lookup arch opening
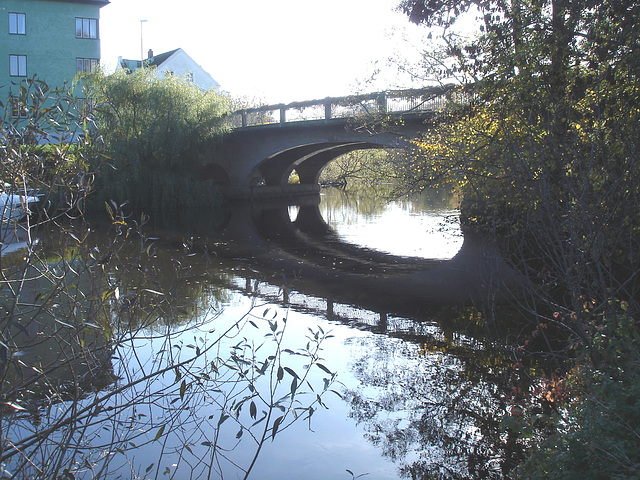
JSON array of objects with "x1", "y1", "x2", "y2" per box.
[
  {"x1": 252, "y1": 141, "x2": 402, "y2": 187},
  {"x1": 318, "y1": 148, "x2": 390, "y2": 188}
]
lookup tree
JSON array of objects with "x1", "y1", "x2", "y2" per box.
[
  {"x1": 392, "y1": 1, "x2": 640, "y2": 475},
  {"x1": 83, "y1": 68, "x2": 233, "y2": 217},
  {"x1": 395, "y1": 0, "x2": 640, "y2": 326}
]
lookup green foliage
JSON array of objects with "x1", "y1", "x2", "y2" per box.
[
  {"x1": 319, "y1": 149, "x2": 393, "y2": 187},
  {"x1": 0, "y1": 76, "x2": 95, "y2": 215},
  {"x1": 395, "y1": 0, "x2": 640, "y2": 477},
  {"x1": 518, "y1": 313, "x2": 640, "y2": 479},
  {"x1": 84, "y1": 68, "x2": 232, "y2": 215},
  {"x1": 396, "y1": 0, "x2": 640, "y2": 324}
]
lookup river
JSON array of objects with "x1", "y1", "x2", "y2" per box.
[{"x1": 1, "y1": 187, "x2": 526, "y2": 480}]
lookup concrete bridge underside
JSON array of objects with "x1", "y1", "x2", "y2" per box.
[{"x1": 208, "y1": 116, "x2": 428, "y2": 200}]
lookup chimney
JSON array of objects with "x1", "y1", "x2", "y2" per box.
[{"x1": 148, "y1": 49, "x2": 153, "y2": 59}]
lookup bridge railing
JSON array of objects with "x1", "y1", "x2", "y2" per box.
[{"x1": 227, "y1": 85, "x2": 463, "y2": 128}]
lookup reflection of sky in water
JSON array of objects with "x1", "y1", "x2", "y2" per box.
[
  {"x1": 95, "y1": 295, "x2": 406, "y2": 479},
  {"x1": 321, "y1": 196, "x2": 462, "y2": 259}
]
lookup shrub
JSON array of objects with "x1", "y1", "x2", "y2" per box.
[{"x1": 84, "y1": 69, "x2": 232, "y2": 215}]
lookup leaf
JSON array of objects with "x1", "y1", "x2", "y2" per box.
[
  {"x1": 290, "y1": 376, "x2": 298, "y2": 397},
  {"x1": 218, "y1": 413, "x2": 229, "y2": 426},
  {"x1": 250, "y1": 400, "x2": 257, "y2": 419},
  {"x1": 251, "y1": 413, "x2": 267, "y2": 427},
  {"x1": 284, "y1": 366, "x2": 299, "y2": 379},
  {"x1": 145, "y1": 463, "x2": 155, "y2": 473},
  {"x1": 236, "y1": 428, "x2": 243, "y2": 439},
  {"x1": 153, "y1": 425, "x2": 165, "y2": 442},
  {"x1": 143, "y1": 288, "x2": 164, "y2": 296},
  {"x1": 179, "y1": 379, "x2": 186, "y2": 400},
  {"x1": 277, "y1": 366, "x2": 284, "y2": 382},
  {"x1": 258, "y1": 358, "x2": 269, "y2": 375},
  {"x1": 271, "y1": 416, "x2": 284, "y2": 440},
  {"x1": 3, "y1": 402, "x2": 26, "y2": 412},
  {"x1": 316, "y1": 363, "x2": 333, "y2": 375},
  {"x1": 330, "y1": 389, "x2": 344, "y2": 399}
]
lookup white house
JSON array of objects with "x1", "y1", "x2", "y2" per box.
[{"x1": 118, "y1": 48, "x2": 220, "y2": 91}]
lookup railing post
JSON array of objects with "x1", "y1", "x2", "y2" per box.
[
  {"x1": 280, "y1": 105, "x2": 286, "y2": 124},
  {"x1": 324, "y1": 100, "x2": 332, "y2": 120},
  {"x1": 377, "y1": 92, "x2": 387, "y2": 113},
  {"x1": 241, "y1": 110, "x2": 247, "y2": 128}
]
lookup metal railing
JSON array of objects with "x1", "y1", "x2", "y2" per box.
[{"x1": 227, "y1": 85, "x2": 463, "y2": 129}]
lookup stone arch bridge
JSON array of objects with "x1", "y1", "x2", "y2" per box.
[{"x1": 205, "y1": 85, "x2": 461, "y2": 201}]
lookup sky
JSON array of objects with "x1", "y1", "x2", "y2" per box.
[{"x1": 99, "y1": 0, "x2": 432, "y2": 104}]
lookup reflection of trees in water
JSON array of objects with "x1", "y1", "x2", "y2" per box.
[
  {"x1": 1, "y1": 219, "x2": 338, "y2": 479},
  {"x1": 320, "y1": 185, "x2": 460, "y2": 234},
  {"x1": 344, "y1": 328, "x2": 527, "y2": 479}
]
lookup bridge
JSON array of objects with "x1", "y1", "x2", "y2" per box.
[{"x1": 204, "y1": 85, "x2": 462, "y2": 201}]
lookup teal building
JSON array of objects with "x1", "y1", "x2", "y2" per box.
[{"x1": 0, "y1": 0, "x2": 109, "y2": 99}]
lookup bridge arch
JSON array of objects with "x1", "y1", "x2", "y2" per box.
[
  {"x1": 255, "y1": 141, "x2": 393, "y2": 186},
  {"x1": 211, "y1": 86, "x2": 463, "y2": 200}
]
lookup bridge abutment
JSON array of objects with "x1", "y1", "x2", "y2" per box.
[{"x1": 226, "y1": 183, "x2": 321, "y2": 202}]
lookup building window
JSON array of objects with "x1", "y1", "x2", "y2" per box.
[
  {"x1": 77, "y1": 58, "x2": 98, "y2": 73},
  {"x1": 185, "y1": 72, "x2": 194, "y2": 83},
  {"x1": 75, "y1": 17, "x2": 98, "y2": 39},
  {"x1": 9, "y1": 13, "x2": 26, "y2": 35},
  {"x1": 9, "y1": 55, "x2": 27, "y2": 77}
]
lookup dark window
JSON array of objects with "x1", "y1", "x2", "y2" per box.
[
  {"x1": 9, "y1": 13, "x2": 26, "y2": 35},
  {"x1": 9, "y1": 55, "x2": 27, "y2": 77},
  {"x1": 75, "y1": 17, "x2": 98, "y2": 39},
  {"x1": 77, "y1": 58, "x2": 98, "y2": 73}
]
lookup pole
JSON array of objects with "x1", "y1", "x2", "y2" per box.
[{"x1": 140, "y1": 19, "x2": 147, "y2": 64}]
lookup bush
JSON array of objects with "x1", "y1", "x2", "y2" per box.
[
  {"x1": 84, "y1": 69, "x2": 232, "y2": 215},
  {"x1": 0, "y1": 76, "x2": 96, "y2": 217},
  {"x1": 519, "y1": 313, "x2": 640, "y2": 479}
]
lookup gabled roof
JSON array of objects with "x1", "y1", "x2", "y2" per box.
[
  {"x1": 118, "y1": 49, "x2": 180, "y2": 71},
  {"x1": 118, "y1": 48, "x2": 221, "y2": 91},
  {"x1": 146, "y1": 49, "x2": 180, "y2": 68}
]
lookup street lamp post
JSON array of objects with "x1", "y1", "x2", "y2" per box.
[{"x1": 140, "y1": 19, "x2": 148, "y2": 64}]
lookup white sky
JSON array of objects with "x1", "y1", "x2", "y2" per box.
[{"x1": 99, "y1": 0, "x2": 432, "y2": 104}]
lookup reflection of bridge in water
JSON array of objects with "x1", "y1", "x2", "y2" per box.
[
  {"x1": 206, "y1": 199, "x2": 514, "y2": 332},
  {"x1": 207, "y1": 86, "x2": 466, "y2": 201}
]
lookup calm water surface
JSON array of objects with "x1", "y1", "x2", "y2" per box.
[{"x1": 4, "y1": 188, "x2": 522, "y2": 479}]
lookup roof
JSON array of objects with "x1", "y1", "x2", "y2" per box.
[
  {"x1": 146, "y1": 49, "x2": 180, "y2": 68},
  {"x1": 118, "y1": 49, "x2": 179, "y2": 71}
]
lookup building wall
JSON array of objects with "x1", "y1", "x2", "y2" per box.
[{"x1": 0, "y1": 0, "x2": 104, "y2": 97}]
